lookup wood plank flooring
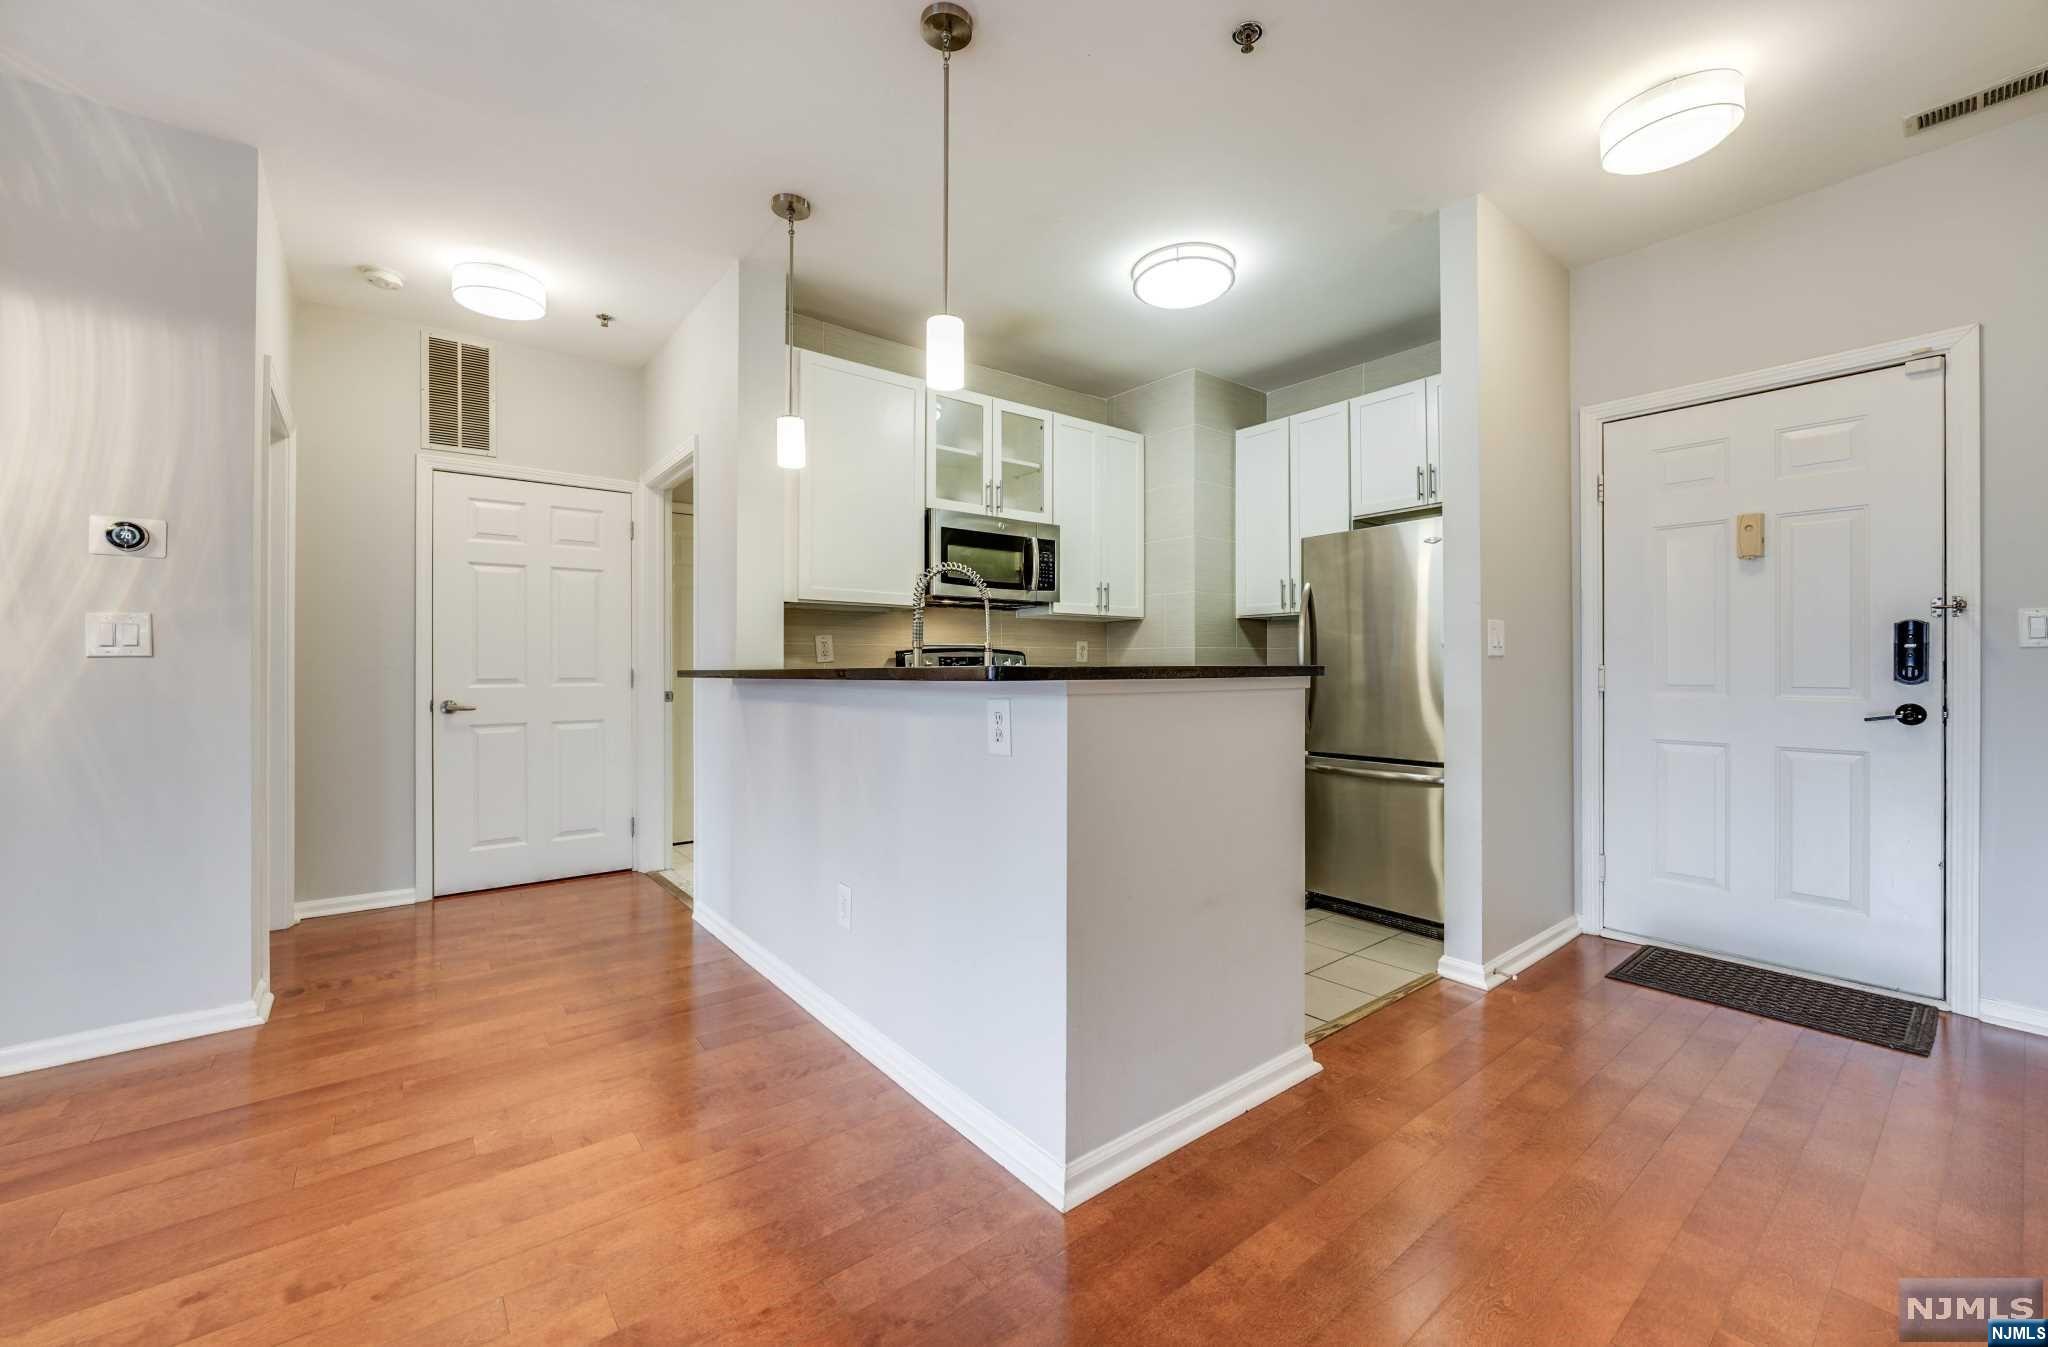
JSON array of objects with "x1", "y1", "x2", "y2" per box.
[{"x1": 0, "y1": 872, "x2": 2039, "y2": 1346}]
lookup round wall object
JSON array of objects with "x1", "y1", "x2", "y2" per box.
[{"x1": 104, "y1": 520, "x2": 152, "y2": 552}]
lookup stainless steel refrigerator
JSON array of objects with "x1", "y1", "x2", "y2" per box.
[{"x1": 1298, "y1": 513, "x2": 1445, "y2": 924}]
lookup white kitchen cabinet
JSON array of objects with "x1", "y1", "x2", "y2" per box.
[
  {"x1": 1423, "y1": 374, "x2": 1443, "y2": 504},
  {"x1": 1235, "y1": 418, "x2": 1294, "y2": 618},
  {"x1": 1290, "y1": 402, "x2": 1352, "y2": 543},
  {"x1": 927, "y1": 390, "x2": 1054, "y2": 523},
  {"x1": 1046, "y1": 415, "x2": 1143, "y2": 619},
  {"x1": 794, "y1": 350, "x2": 926, "y2": 607},
  {"x1": 1349, "y1": 378, "x2": 1431, "y2": 518}
]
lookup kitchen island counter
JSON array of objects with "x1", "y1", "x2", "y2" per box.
[
  {"x1": 683, "y1": 669, "x2": 1314, "y2": 1211},
  {"x1": 680, "y1": 664, "x2": 1319, "y2": 681}
]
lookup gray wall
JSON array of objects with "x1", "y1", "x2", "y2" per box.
[
  {"x1": 0, "y1": 74, "x2": 260, "y2": 1050},
  {"x1": 1263, "y1": 341, "x2": 1443, "y2": 421},
  {"x1": 1572, "y1": 109, "x2": 2048, "y2": 1017},
  {"x1": 292, "y1": 303, "x2": 641, "y2": 907}
]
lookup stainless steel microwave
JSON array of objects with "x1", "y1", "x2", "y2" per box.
[{"x1": 925, "y1": 509, "x2": 1059, "y2": 606}]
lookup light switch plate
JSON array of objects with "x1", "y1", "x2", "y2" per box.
[
  {"x1": 814, "y1": 634, "x2": 835, "y2": 663},
  {"x1": 2020, "y1": 607, "x2": 2048, "y2": 648},
  {"x1": 1485, "y1": 618, "x2": 1506, "y2": 658},
  {"x1": 986, "y1": 699, "x2": 1013, "y2": 756},
  {"x1": 86, "y1": 611, "x2": 152, "y2": 657},
  {"x1": 89, "y1": 516, "x2": 167, "y2": 558}
]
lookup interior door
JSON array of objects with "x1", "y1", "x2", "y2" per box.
[
  {"x1": 1290, "y1": 403, "x2": 1351, "y2": 543},
  {"x1": 1350, "y1": 380, "x2": 1429, "y2": 519},
  {"x1": 1235, "y1": 419, "x2": 1292, "y2": 617},
  {"x1": 1050, "y1": 416, "x2": 1100, "y2": 615},
  {"x1": 1097, "y1": 425, "x2": 1143, "y2": 618},
  {"x1": 432, "y1": 471, "x2": 634, "y2": 896},
  {"x1": 1602, "y1": 362, "x2": 1946, "y2": 996}
]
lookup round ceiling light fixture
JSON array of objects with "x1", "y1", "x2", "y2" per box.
[
  {"x1": 1130, "y1": 242, "x2": 1236, "y2": 309},
  {"x1": 450, "y1": 261, "x2": 547, "y2": 321},
  {"x1": 1599, "y1": 69, "x2": 1746, "y2": 175}
]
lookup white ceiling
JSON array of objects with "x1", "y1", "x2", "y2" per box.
[{"x1": 3, "y1": 0, "x2": 2042, "y2": 396}]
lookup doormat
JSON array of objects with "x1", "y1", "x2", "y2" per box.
[{"x1": 1607, "y1": 945, "x2": 1938, "y2": 1056}]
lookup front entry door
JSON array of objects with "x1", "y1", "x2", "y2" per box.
[
  {"x1": 432, "y1": 471, "x2": 633, "y2": 896},
  {"x1": 1603, "y1": 362, "x2": 1946, "y2": 997}
]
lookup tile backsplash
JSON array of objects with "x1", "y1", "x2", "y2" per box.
[{"x1": 784, "y1": 604, "x2": 1111, "y2": 669}]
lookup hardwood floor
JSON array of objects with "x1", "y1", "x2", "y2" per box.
[{"x1": 1, "y1": 872, "x2": 2039, "y2": 1346}]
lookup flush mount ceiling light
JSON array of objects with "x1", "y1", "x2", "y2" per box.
[
  {"x1": 356, "y1": 264, "x2": 405, "y2": 291},
  {"x1": 772, "y1": 192, "x2": 813, "y2": 471},
  {"x1": 450, "y1": 261, "x2": 546, "y2": 321},
  {"x1": 1600, "y1": 69, "x2": 1746, "y2": 175},
  {"x1": 921, "y1": 2, "x2": 972, "y2": 392},
  {"x1": 1130, "y1": 242, "x2": 1236, "y2": 309}
]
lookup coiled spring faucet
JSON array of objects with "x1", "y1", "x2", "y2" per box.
[{"x1": 909, "y1": 563, "x2": 992, "y2": 669}]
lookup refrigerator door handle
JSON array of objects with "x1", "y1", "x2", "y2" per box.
[
  {"x1": 1306, "y1": 759, "x2": 1444, "y2": 785},
  {"x1": 1298, "y1": 580, "x2": 1316, "y2": 729}
]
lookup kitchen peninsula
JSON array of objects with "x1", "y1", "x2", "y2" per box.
[{"x1": 679, "y1": 664, "x2": 1319, "y2": 1210}]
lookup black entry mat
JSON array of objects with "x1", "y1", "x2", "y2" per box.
[{"x1": 1606, "y1": 945, "x2": 1938, "y2": 1056}]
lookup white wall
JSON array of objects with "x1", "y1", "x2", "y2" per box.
[
  {"x1": 1572, "y1": 110, "x2": 2048, "y2": 1016},
  {"x1": 0, "y1": 73, "x2": 262, "y2": 1055},
  {"x1": 1439, "y1": 196, "x2": 1576, "y2": 973},
  {"x1": 292, "y1": 303, "x2": 641, "y2": 907}
]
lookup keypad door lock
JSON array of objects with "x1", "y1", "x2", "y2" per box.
[{"x1": 1864, "y1": 703, "x2": 1928, "y2": 726}]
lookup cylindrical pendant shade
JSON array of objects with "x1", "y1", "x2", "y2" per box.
[
  {"x1": 776, "y1": 415, "x2": 807, "y2": 471},
  {"x1": 925, "y1": 314, "x2": 965, "y2": 392}
]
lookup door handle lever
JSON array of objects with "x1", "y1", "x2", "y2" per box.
[
  {"x1": 1864, "y1": 703, "x2": 1927, "y2": 725},
  {"x1": 439, "y1": 699, "x2": 477, "y2": 714}
]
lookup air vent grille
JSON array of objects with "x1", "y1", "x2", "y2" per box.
[
  {"x1": 422, "y1": 333, "x2": 493, "y2": 453},
  {"x1": 1906, "y1": 61, "x2": 2048, "y2": 134}
]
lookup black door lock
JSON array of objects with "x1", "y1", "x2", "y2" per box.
[
  {"x1": 1893, "y1": 619, "x2": 1929, "y2": 685},
  {"x1": 1864, "y1": 703, "x2": 1928, "y2": 725}
]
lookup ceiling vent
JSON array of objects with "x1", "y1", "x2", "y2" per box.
[
  {"x1": 421, "y1": 332, "x2": 493, "y2": 454},
  {"x1": 1904, "y1": 61, "x2": 2048, "y2": 135}
]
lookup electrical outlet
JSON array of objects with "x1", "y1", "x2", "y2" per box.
[
  {"x1": 1486, "y1": 618, "x2": 1507, "y2": 658},
  {"x1": 835, "y1": 883, "x2": 852, "y2": 930},
  {"x1": 986, "y1": 699, "x2": 1012, "y2": 756},
  {"x1": 814, "y1": 634, "x2": 835, "y2": 663},
  {"x1": 1075, "y1": 639, "x2": 1089, "y2": 663}
]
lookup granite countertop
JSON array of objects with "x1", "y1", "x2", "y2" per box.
[{"x1": 677, "y1": 665, "x2": 1321, "y2": 682}]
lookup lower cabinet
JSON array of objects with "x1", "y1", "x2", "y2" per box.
[
  {"x1": 1047, "y1": 415, "x2": 1144, "y2": 619},
  {"x1": 792, "y1": 350, "x2": 926, "y2": 607}
]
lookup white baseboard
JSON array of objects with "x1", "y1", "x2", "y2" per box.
[
  {"x1": 294, "y1": 887, "x2": 417, "y2": 922},
  {"x1": 1978, "y1": 998, "x2": 2048, "y2": 1038},
  {"x1": 1437, "y1": 914, "x2": 1582, "y2": 994},
  {"x1": 690, "y1": 904, "x2": 1068, "y2": 1208},
  {"x1": 1063, "y1": 1044, "x2": 1321, "y2": 1211},
  {"x1": 0, "y1": 986, "x2": 274, "y2": 1079}
]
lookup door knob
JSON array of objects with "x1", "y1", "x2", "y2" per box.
[
  {"x1": 439, "y1": 699, "x2": 477, "y2": 714},
  {"x1": 1864, "y1": 703, "x2": 1927, "y2": 725}
]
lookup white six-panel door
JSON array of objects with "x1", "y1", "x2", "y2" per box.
[
  {"x1": 1603, "y1": 362, "x2": 1946, "y2": 996},
  {"x1": 432, "y1": 472, "x2": 634, "y2": 896}
]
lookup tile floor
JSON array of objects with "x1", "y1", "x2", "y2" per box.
[
  {"x1": 662, "y1": 841, "x2": 694, "y2": 896},
  {"x1": 1304, "y1": 907, "x2": 1443, "y2": 1039}
]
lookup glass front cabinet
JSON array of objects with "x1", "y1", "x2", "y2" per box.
[{"x1": 925, "y1": 389, "x2": 1053, "y2": 523}]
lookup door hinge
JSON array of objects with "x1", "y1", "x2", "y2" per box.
[
  {"x1": 1596, "y1": 475, "x2": 1605, "y2": 505},
  {"x1": 630, "y1": 816, "x2": 637, "y2": 837},
  {"x1": 665, "y1": 689, "x2": 675, "y2": 703},
  {"x1": 629, "y1": 519, "x2": 637, "y2": 540},
  {"x1": 629, "y1": 668, "x2": 636, "y2": 688},
  {"x1": 1597, "y1": 665, "x2": 1606, "y2": 692},
  {"x1": 1598, "y1": 853, "x2": 1607, "y2": 882}
]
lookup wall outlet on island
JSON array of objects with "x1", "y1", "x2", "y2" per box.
[
  {"x1": 814, "y1": 634, "x2": 835, "y2": 663},
  {"x1": 835, "y1": 883, "x2": 852, "y2": 931},
  {"x1": 986, "y1": 699, "x2": 1012, "y2": 756},
  {"x1": 1075, "y1": 639, "x2": 1088, "y2": 663}
]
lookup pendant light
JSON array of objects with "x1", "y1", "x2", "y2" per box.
[
  {"x1": 921, "y1": 3, "x2": 972, "y2": 392},
  {"x1": 771, "y1": 192, "x2": 812, "y2": 470}
]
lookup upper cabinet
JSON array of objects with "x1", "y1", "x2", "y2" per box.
[
  {"x1": 1048, "y1": 416, "x2": 1144, "y2": 620},
  {"x1": 793, "y1": 350, "x2": 926, "y2": 607},
  {"x1": 1235, "y1": 419, "x2": 1295, "y2": 618},
  {"x1": 1349, "y1": 375, "x2": 1443, "y2": 518},
  {"x1": 926, "y1": 389, "x2": 1053, "y2": 523},
  {"x1": 1290, "y1": 402, "x2": 1352, "y2": 543}
]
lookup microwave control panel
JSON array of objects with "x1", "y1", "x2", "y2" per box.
[{"x1": 1034, "y1": 539, "x2": 1057, "y2": 590}]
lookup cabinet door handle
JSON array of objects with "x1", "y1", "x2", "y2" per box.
[
  {"x1": 1416, "y1": 465, "x2": 1425, "y2": 500},
  {"x1": 1279, "y1": 578, "x2": 1286, "y2": 609},
  {"x1": 1106, "y1": 581, "x2": 1112, "y2": 611},
  {"x1": 995, "y1": 478, "x2": 1003, "y2": 513},
  {"x1": 984, "y1": 480, "x2": 991, "y2": 510},
  {"x1": 1428, "y1": 462, "x2": 1438, "y2": 498}
]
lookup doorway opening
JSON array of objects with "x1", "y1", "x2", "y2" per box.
[{"x1": 665, "y1": 479, "x2": 695, "y2": 898}]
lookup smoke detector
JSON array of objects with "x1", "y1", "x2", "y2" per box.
[{"x1": 357, "y1": 265, "x2": 406, "y2": 291}]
